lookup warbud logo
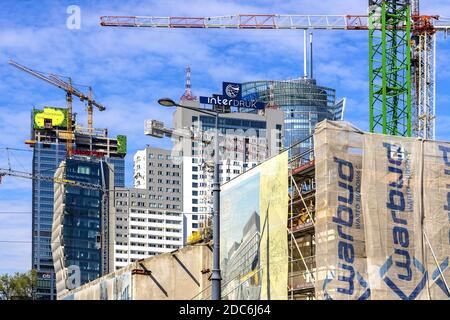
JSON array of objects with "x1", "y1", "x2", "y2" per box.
[
  {"x1": 435, "y1": 145, "x2": 450, "y2": 297},
  {"x1": 322, "y1": 157, "x2": 370, "y2": 300},
  {"x1": 431, "y1": 257, "x2": 450, "y2": 297},
  {"x1": 323, "y1": 270, "x2": 371, "y2": 300},
  {"x1": 380, "y1": 142, "x2": 427, "y2": 300},
  {"x1": 380, "y1": 256, "x2": 427, "y2": 300},
  {"x1": 66, "y1": 5, "x2": 81, "y2": 30}
]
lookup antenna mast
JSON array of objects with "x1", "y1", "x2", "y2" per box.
[{"x1": 180, "y1": 65, "x2": 197, "y2": 101}]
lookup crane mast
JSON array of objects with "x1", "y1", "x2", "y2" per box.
[
  {"x1": 0, "y1": 168, "x2": 103, "y2": 191},
  {"x1": 369, "y1": 0, "x2": 412, "y2": 136},
  {"x1": 100, "y1": 4, "x2": 450, "y2": 139}
]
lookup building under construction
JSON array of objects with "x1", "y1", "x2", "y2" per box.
[
  {"x1": 287, "y1": 139, "x2": 316, "y2": 299},
  {"x1": 28, "y1": 106, "x2": 126, "y2": 300}
]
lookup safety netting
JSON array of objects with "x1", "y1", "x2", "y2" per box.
[{"x1": 314, "y1": 120, "x2": 450, "y2": 300}]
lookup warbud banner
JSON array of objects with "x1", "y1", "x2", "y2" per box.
[
  {"x1": 315, "y1": 120, "x2": 450, "y2": 300},
  {"x1": 314, "y1": 121, "x2": 370, "y2": 300},
  {"x1": 362, "y1": 135, "x2": 426, "y2": 300},
  {"x1": 423, "y1": 141, "x2": 450, "y2": 299}
]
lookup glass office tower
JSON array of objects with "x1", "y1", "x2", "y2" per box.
[
  {"x1": 33, "y1": 145, "x2": 124, "y2": 299},
  {"x1": 52, "y1": 157, "x2": 115, "y2": 298},
  {"x1": 242, "y1": 79, "x2": 344, "y2": 151},
  {"x1": 57, "y1": 159, "x2": 103, "y2": 285},
  {"x1": 32, "y1": 143, "x2": 67, "y2": 299}
]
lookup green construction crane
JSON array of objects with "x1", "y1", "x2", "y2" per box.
[{"x1": 369, "y1": 0, "x2": 412, "y2": 136}]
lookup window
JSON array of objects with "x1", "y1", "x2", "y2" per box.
[
  {"x1": 192, "y1": 190, "x2": 198, "y2": 196},
  {"x1": 192, "y1": 215, "x2": 198, "y2": 220},
  {"x1": 192, "y1": 174, "x2": 198, "y2": 180},
  {"x1": 77, "y1": 166, "x2": 91, "y2": 175},
  {"x1": 192, "y1": 207, "x2": 198, "y2": 212},
  {"x1": 158, "y1": 154, "x2": 163, "y2": 160},
  {"x1": 192, "y1": 182, "x2": 198, "y2": 188}
]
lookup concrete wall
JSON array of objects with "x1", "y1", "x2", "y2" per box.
[{"x1": 60, "y1": 243, "x2": 213, "y2": 300}]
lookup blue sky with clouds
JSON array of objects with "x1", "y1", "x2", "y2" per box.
[{"x1": 0, "y1": 0, "x2": 449, "y2": 275}]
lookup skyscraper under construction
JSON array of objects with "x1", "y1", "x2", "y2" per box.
[{"x1": 28, "y1": 106, "x2": 126, "y2": 300}]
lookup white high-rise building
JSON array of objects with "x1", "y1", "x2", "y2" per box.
[
  {"x1": 114, "y1": 147, "x2": 183, "y2": 270},
  {"x1": 172, "y1": 100, "x2": 284, "y2": 242}
]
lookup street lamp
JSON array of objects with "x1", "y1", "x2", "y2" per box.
[{"x1": 157, "y1": 98, "x2": 222, "y2": 300}]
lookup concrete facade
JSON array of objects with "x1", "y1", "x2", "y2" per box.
[
  {"x1": 59, "y1": 243, "x2": 213, "y2": 300},
  {"x1": 133, "y1": 146, "x2": 182, "y2": 194}
]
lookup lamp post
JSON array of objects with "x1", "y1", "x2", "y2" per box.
[{"x1": 158, "y1": 98, "x2": 222, "y2": 300}]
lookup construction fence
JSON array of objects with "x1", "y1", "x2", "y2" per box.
[{"x1": 314, "y1": 120, "x2": 450, "y2": 300}]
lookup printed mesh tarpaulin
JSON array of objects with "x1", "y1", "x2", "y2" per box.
[
  {"x1": 315, "y1": 120, "x2": 450, "y2": 300},
  {"x1": 220, "y1": 151, "x2": 288, "y2": 300},
  {"x1": 422, "y1": 141, "x2": 450, "y2": 299},
  {"x1": 314, "y1": 121, "x2": 370, "y2": 300},
  {"x1": 362, "y1": 134, "x2": 425, "y2": 300}
]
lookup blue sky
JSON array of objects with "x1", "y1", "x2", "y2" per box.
[{"x1": 0, "y1": 0, "x2": 449, "y2": 275}]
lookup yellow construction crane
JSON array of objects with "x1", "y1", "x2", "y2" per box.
[
  {"x1": 0, "y1": 167, "x2": 103, "y2": 191},
  {"x1": 9, "y1": 60, "x2": 106, "y2": 155}
]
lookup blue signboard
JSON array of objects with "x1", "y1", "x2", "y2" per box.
[{"x1": 199, "y1": 82, "x2": 265, "y2": 110}]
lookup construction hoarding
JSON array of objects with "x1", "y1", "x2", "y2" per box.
[
  {"x1": 63, "y1": 271, "x2": 131, "y2": 300},
  {"x1": 33, "y1": 107, "x2": 68, "y2": 129},
  {"x1": 315, "y1": 120, "x2": 450, "y2": 300},
  {"x1": 314, "y1": 121, "x2": 370, "y2": 300},
  {"x1": 362, "y1": 134, "x2": 425, "y2": 299},
  {"x1": 423, "y1": 142, "x2": 450, "y2": 299},
  {"x1": 60, "y1": 244, "x2": 213, "y2": 300},
  {"x1": 220, "y1": 151, "x2": 288, "y2": 300}
]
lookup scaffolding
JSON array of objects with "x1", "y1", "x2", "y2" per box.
[{"x1": 287, "y1": 134, "x2": 316, "y2": 300}]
